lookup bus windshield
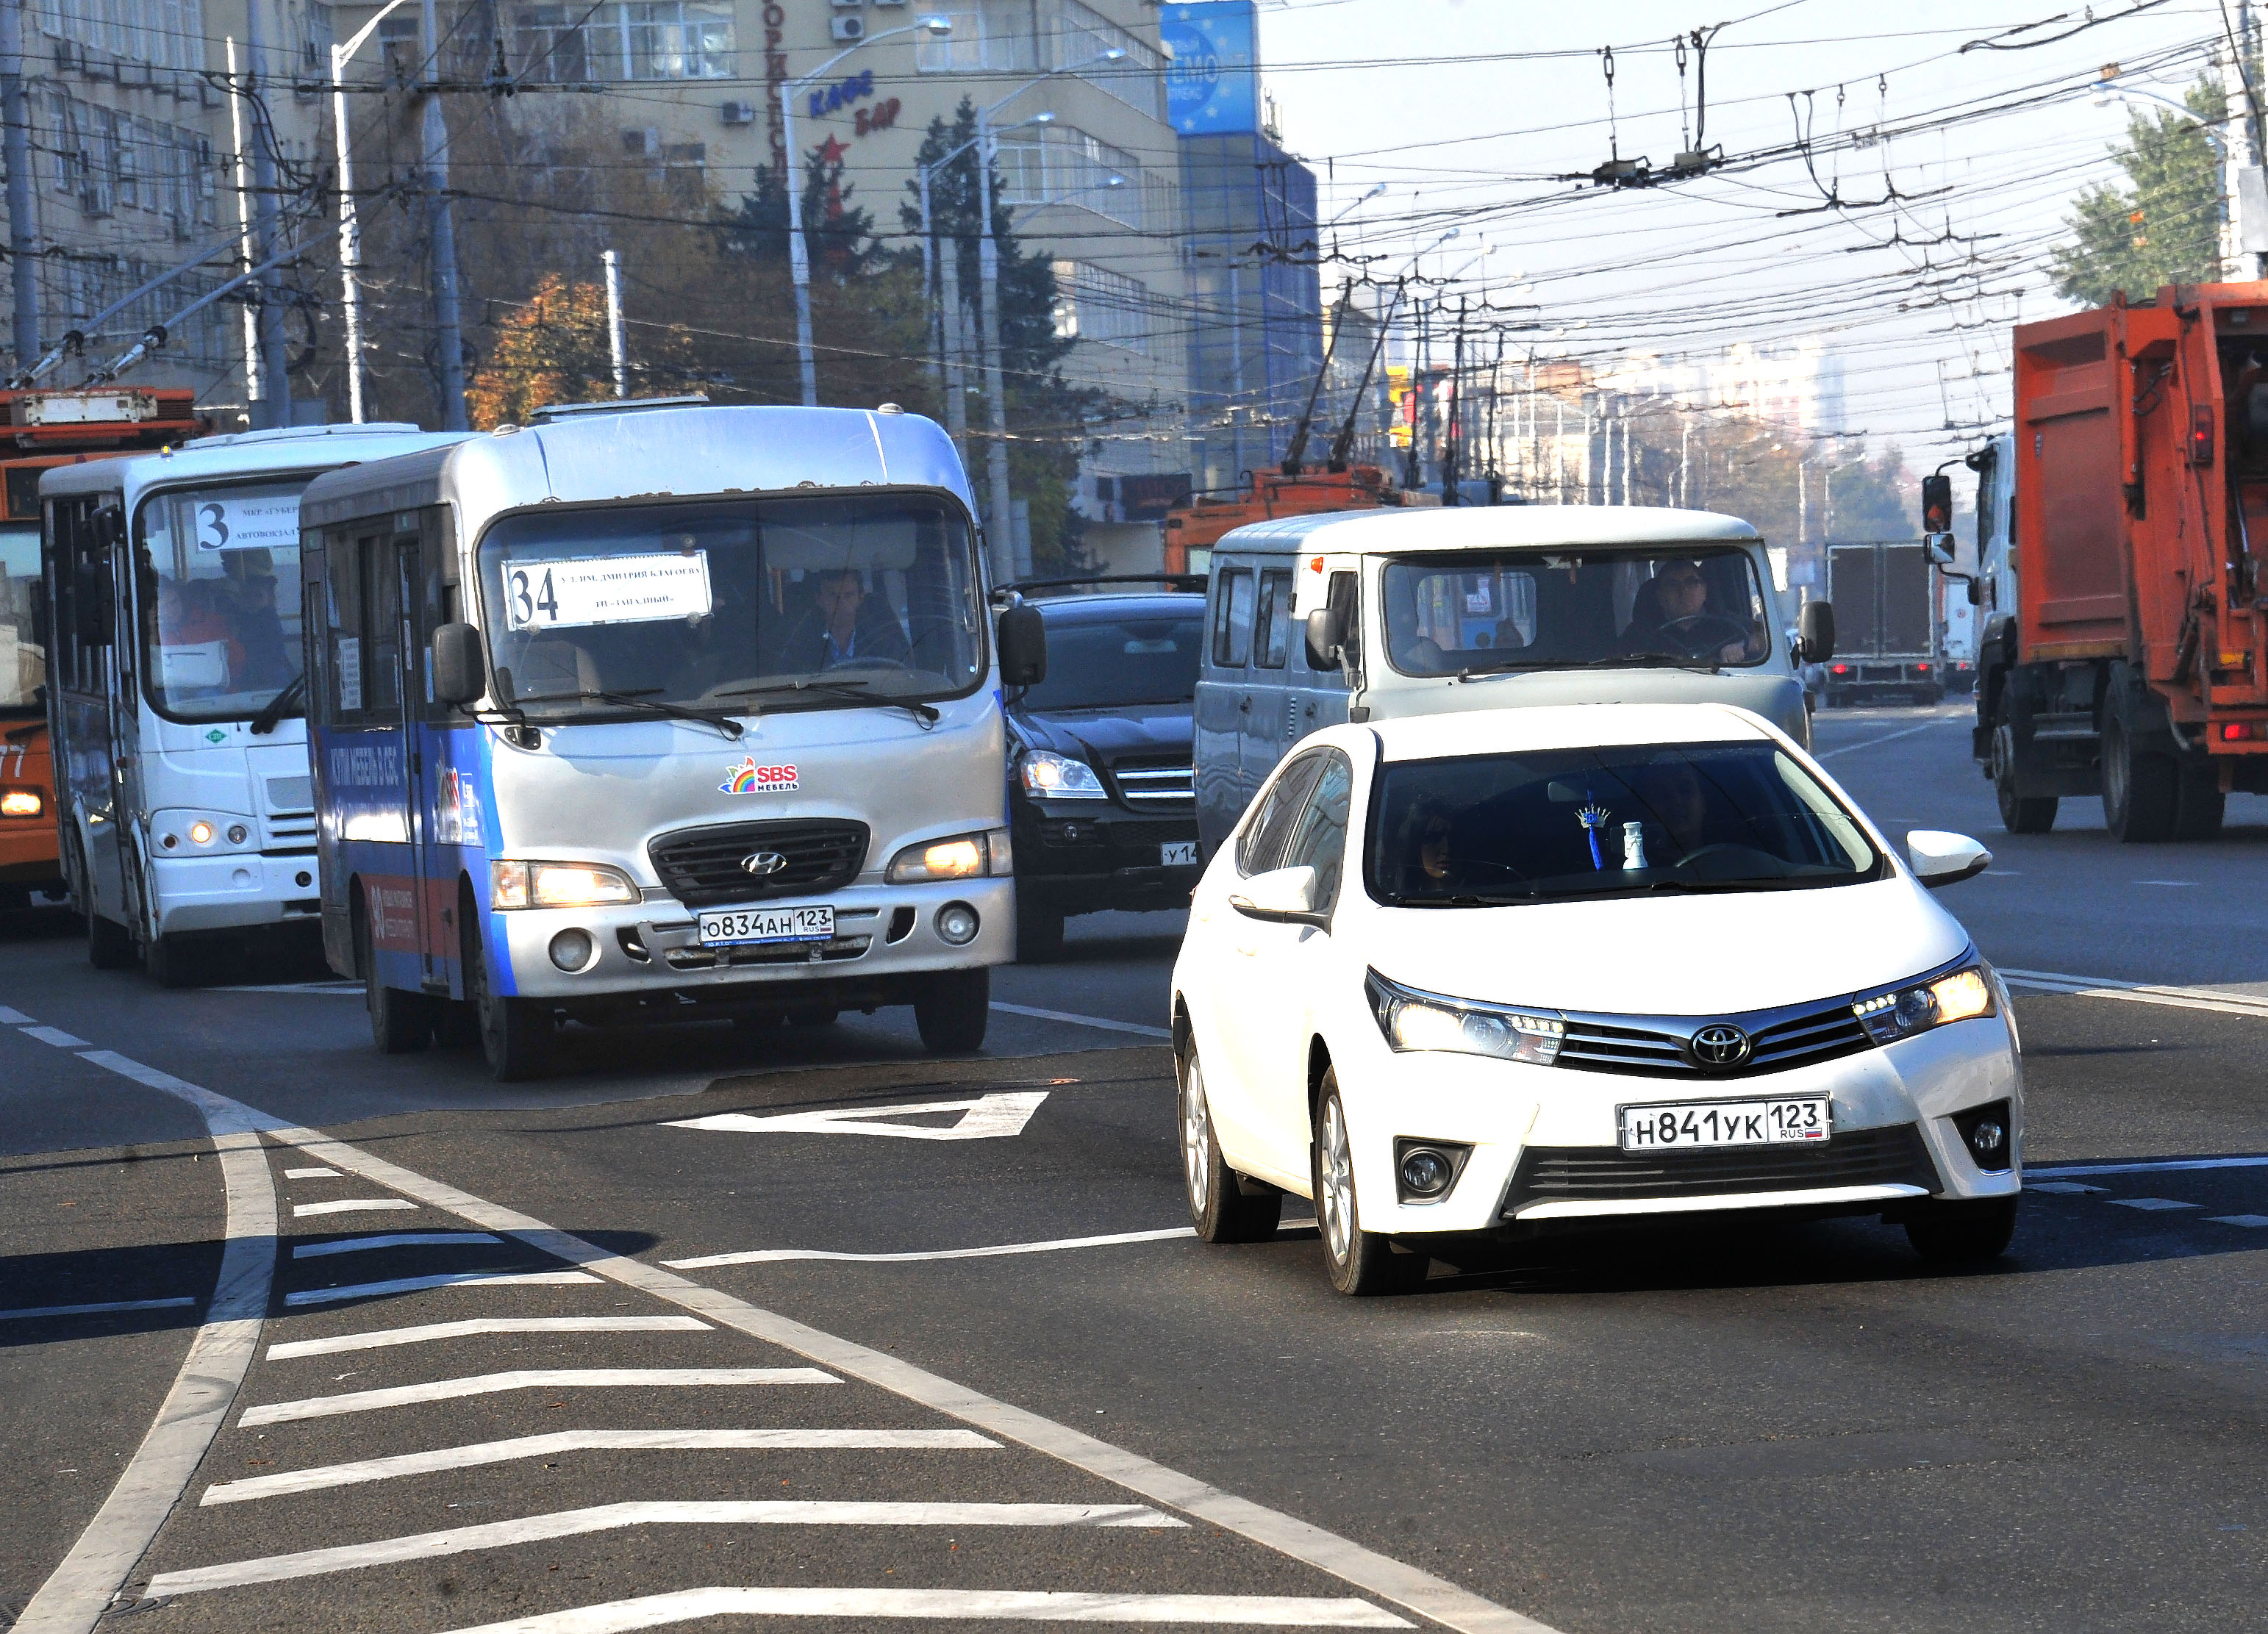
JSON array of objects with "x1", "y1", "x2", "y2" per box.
[
  {"x1": 0, "y1": 523, "x2": 40, "y2": 713},
  {"x1": 137, "y1": 479, "x2": 312, "y2": 721},
  {"x1": 475, "y1": 492, "x2": 984, "y2": 717}
]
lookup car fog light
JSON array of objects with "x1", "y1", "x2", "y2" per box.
[
  {"x1": 189, "y1": 820, "x2": 214, "y2": 845},
  {"x1": 296, "y1": 871, "x2": 312, "y2": 888},
  {"x1": 548, "y1": 928, "x2": 595, "y2": 972},
  {"x1": 1400, "y1": 1148, "x2": 1454, "y2": 1196},
  {"x1": 160, "y1": 831, "x2": 178, "y2": 849},
  {"x1": 226, "y1": 823, "x2": 248, "y2": 845},
  {"x1": 1972, "y1": 1119, "x2": 2006, "y2": 1157},
  {"x1": 936, "y1": 902, "x2": 980, "y2": 945},
  {"x1": 1951, "y1": 1099, "x2": 2014, "y2": 1172}
]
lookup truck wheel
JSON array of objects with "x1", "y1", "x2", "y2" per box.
[
  {"x1": 1990, "y1": 725, "x2": 2056, "y2": 834},
  {"x1": 2103, "y1": 714, "x2": 2178, "y2": 843},
  {"x1": 463, "y1": 909, "x2": 551, "y2": 1081},
  {"x1": 2174, "y1": 764, "x2": 2226, "y2": 841},
  {"x1": 913, "y1": 966, "x2": 990, "y2": 1054},
  {"x1": 1015, "y1": 894, "x2": 1063, "y2": 963},
  {"x1": 357, "y1": 900, "x2": 430, "y2": 1055}
]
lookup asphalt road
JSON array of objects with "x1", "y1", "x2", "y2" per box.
[{"x1": 5, "y1": 700, "x2": 2268, "y2": 1633}]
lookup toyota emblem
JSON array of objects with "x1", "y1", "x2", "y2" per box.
[
  {"x1": 740, "y1": 852, "x2": 788, "y2": 876},
  {"x1": 1689, "y1": 1024, "x2": 1752, "y2": 1069}
]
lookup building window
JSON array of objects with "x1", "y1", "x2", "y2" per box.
[
  {"x1": 996, "y1": 125, "x2": 1144, "y2": 228},
  {"x1": 916, "y1": 0, "x2": 1042, "y2": 74},
  {"x1": 1048, "y1": 0, "x2": 1163, "y2": 121},
  {"x1": 512, "y1": 0, "x2": 734, "y2": 83},
  {"x1": 41, "y1": 0, "x2": 207, "y2": 73},
  {"x1": 1052, "y1": 259, "x2": 1149, "y2": 354}
]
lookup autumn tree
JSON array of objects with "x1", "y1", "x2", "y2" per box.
[
  {"x1": 465, "y1": 273, "x2": 698, "y2": 428},
  {"x1": 2051, "y1": 76, "x2": 2227, "y2": 307}
]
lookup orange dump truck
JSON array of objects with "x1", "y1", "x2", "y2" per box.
[
  {"x1": 0, "y1": 386, "x2": 202, "y2": 909},
  {"x1": 1162, "y1": 465, "x2": 1427, "y2": 576}
]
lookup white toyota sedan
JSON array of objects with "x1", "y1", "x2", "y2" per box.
[{"x1": 1170, "y1": 703, "x2": 2022, "y2": 1295}]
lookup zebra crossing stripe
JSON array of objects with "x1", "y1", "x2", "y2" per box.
[
  {"x1": 432, "y1": 1587, "x2": 1414, "y2": 1630},
  {"x1": 267, "y1": 1316, "x2": 710, "y2": 1359},
  {"x1": 240, "y1": 1367, "x2": 838, "y2": 1425}
]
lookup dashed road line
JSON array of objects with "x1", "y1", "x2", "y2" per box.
[
  {"x1": 2030, "y1": 1155, "x2": 2268, "y2": 1178},
  {"x1": 283, "y1": 1167, "x2": 342, "y2": 1179},
  {"x1": 267, "y1": 1315, "x2": 712, "y2": 1360},
  {"x1": 1999, "y1": 969, "x2": 2268, "y2": 1020},
  {"x1": 19, "y1": 1025, "x2": 91, "y2": 1047},
  {"x1": 0, "y1": 1297, "x2": 198, "y2": 1322},
  {"x1": 2025, "y1": 1181, "x2": 2108, "y2": 1194},
  {"x1": 667, "y1": 1225, "x2": 1198, "y2": 1270},
  {"x1": 293, "y1": 1231, "x2": 504, "y2": 1260},
  {"x1": 240, "y1": 1367, "x2": 840, "y2": 1425},
  {"x1": 1815, "y1": 720, "x2": 1958, "y2": 759},
  {"x1": 285, "y1": 1269, "x2": 599, "y2": 1306},
  {"x1": 990, "y1": 1001, "x2": 1172, "y2": 1039},
  {"x1": 293, "y1": 1197, "x2": 418, "y2": 1217},
  {"x1": 201, "y1": 1428, "x2": 1001, "y2": 1504},
  {"x1": 146, "y1": 1504, "x2": 1187, "y2": 1597},
  {"x1": 0, "y1": 1004, "x2": 37, "y2": 1023},
  {"x1": 2207, "y1": 1215, "x2": 2268, "y2": 1228},
  {"x1": 2108, "y1": 1197, "x2": 2200, "y2": 1211},
  {"x1": 431, "y1": 1588, "x2": 1414, "y2": 1631}
]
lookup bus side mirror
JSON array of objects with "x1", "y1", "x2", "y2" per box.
[
  {"x1": 1797, "y1": 599, "x2": 1835, "y2": 664},
  {"x1": 432, "y1": 623, "x2": 486, "y2": 705},
  {"x1": 75, "y1": 562, "x2": 113, "y2": 645},
  {"x1": 997, "y1": 604, "x2": 1046, "y2": 687}
]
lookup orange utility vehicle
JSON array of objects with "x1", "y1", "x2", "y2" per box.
[
  {"x1": 1162, "y1": 463, "x2": 1418, "y2": 575},
  {"x1": 0, "y1": 386, "x2": 203, "y2": 909}
]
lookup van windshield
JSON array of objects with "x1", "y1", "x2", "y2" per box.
[
  {"x1": 1381, "y1": 548, "x2": 1770, "y2": 676},
  {"x1": 137, "y1": 479, "x2": 311, "y2": 721},
  {"x1": 476, "y1": 493, "x2": 983, "y2": 716},
  {"x1": 1368, "y1": 740, "x2": 1881, "y2": 906}
]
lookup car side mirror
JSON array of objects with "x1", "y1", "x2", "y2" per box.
[
  {"x1": 998, "y1": 603, "x2": 1046, "y2": 687},
  {"x1": 431, "y1": 622, "x2": 486, "y2": 706},
  {"x1": 1303, "y1": 606, "x2": 1343, "y2": 669},
  {"x1": 1907, "y1": 828, "x2": 1992, "y2": 889},
  {"x1": 1228, "y1": 864, "x2": 1328, "y2": 928},
  {"x1": 1797, "y1": 599, "x2": 1835, "y2": 664}
]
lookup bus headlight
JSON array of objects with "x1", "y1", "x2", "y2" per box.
[
  {"x1": 490, "y1": 859, "x2": 641, "y2": 910},
  {"x1": 0, "y1": 788, "x2": 40, "y2": 818},
  {"x1": 886, "y1": 829, "x2": 1013, "y2": 883}
]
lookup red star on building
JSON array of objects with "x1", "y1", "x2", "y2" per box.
[{"x1": 815, "y1": 135, "x2": 848, "y2": 166}]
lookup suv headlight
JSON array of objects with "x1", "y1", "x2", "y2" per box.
[
  {"x1": 1852, "y1": 958, "x2": 1996, "y2": 1044},
  {"x1": 1366, "y1": 969, "x2": 1565, "y2": 1066},
  {"x1": 491, "y1": 859, "x2": 640, "y2": 910},
  {"x1": 1018, "y1": 748, "x2": 1106, "y2": 800},
  {"x1": 887, "y1": 828, "x2": 1014, "y2": 883}
]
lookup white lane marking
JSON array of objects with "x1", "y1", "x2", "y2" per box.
[
  {"x1": 201, "y1": 1427, "x2": 1001, "y2": 1504},
  {"x1": 1814, "y1": 720, "x2": 1953, "y2": 759},
  {"x1": 146, "y1": 1504, "x2": 1187, "y2": 1596},
  {"x1": 2208, "y1": 1214, "x2": 2268, "y2": 1228},
  {"x1": 2025, "y1": 1182, "x2": 2108, "y2": 1195},
  {"x1": 990, "y1": 1000, "x2": 1172, "y2": 1039},
  {"x1": 2030, "y1": 1156, "x2": 2268, "y2": 1178},
  {"x1": 12, "y1": 1051, "x2": 276, "y2": 1634},
  {"x1": 292, "y1": 1232, "x2": 504, "y2": 1260},
  {"x1": 667, "y1": 1225, "x2": 1195, "y2": 1270},
  {"x1": 284, "y1": 1269, "x2": 598, "y2": 1306},
  {"x1": 668, "y1": 1091, "x2": 1048, "y2": 1143},
  {"x1": 2133, "y1": 879, "x2": 2197, "y2": 887},
  {"x1": 0, "y1": 1005, "x2": 37, "y2": 1023},
  {"x1": 2109, "y1": 1197, "x2": 2200, "y2": 1211},
  {"x1": 293, "y1": 1197, "x2": 418, "y2": 1216},
  {"x1": 268, "y1": 1315, "x2": 711, "y2": 1360},
  {"x1": 212, "y1": 981, "x2": 362, "y2": 995},
  {"x1": 240, "y1": 1367, "x2": 838, "y2": 1425},
  {"x1": 1998, "y1": 968, "x2": 2268, "y2": 1020},
  {"x1": 429, "y1": 1588, "x2": 1413, "y2": 1631},
  {"x1": 0, "y1": 1297, "x2": 197, "y2": 1322},
  {"x1": 20, "y1": 1025, "x2": 91, "y2": 1047},
  {"x1": 283, "y1": 1167, "x2": 341, "y2": 1179}
]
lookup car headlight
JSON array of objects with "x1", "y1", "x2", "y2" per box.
[
  {"x1": 1018, "y1": 749, "x2": 1107, "y2": 800},
  {"x1": 1852, "y1": 959, "x2": 1996, "y2": 1044},
  {"x1": 886, "y1": 829, "x2": 1014, "y2": 883},
  {"x1": 1365, "y1": 969, "x2": 1565, "y2": 1066},
  {"x1": 1, "y1": 787, "x2": 42, "y2": 818},
  {"x1": 490, "y1": 859, "x2": 640, "y2": 910}
]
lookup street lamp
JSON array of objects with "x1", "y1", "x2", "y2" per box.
[
  {"x1": 332, "y1": 0, "x2": 415, "y2": 423},
  {"x1": 783, "y1": 15, "x2": 954, "y2": 407}
]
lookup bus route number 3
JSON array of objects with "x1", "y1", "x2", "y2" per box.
[{"x1": 510, "y1": 567, "x2": 560, "y2": 626}]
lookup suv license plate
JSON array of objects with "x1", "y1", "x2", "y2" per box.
[
  {"x1": 1159, "y1": 841, "x2": 1199, "y2": 867},
  {"x1": 1618, "y1": 1097, "x2": 1829, "y2": 1152},
  {"x1": 698, "y1": 904, "x2": 834, "y2": 947}
]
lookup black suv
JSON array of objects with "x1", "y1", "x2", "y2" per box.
[{"x1": 1005, "y1": 586, "x2": 1203, "y2": 960}]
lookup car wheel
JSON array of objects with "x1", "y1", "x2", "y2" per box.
[
  {"x1": 1904, "y1": 1195, "x2": 2018, "y2": 1264},
  {"x1": 914, "y1": 966, "x2": 990, "y2": 1054},
  {"x1": 358, "y1": 894, "x2": 429, "y2": 1054},
  {"x1": 1015, "y1": 893, "x2": 1064, "y2": 963},
  {"x1": 463, "y1": 907, "x2": 550, "y2": 1081},
  {"x1": 1312, "y1": 1072, "x2": 1426, "y2": 1296},
  {"x1": 1178, "y1": 1045, "x2": 1281, "y2": 1244}
]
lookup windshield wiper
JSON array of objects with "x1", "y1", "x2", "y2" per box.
[
  {"x1": 718, "y1": 677, "x2": 940, "y2": 727},
  {"x1": 515, "y1": 687, "x2": 744, "y2": 740},
  {"x1": 1397, "y1": 892, "x2": 1535, "y2": 907},
  {"x1": 248, "y1": 673, "x2": 306, "y2": 736},
  {"x1": 1579, "y1": 652, "x2": 1718, "y2": 674},
  {"x1": 1454, "y1": 659, "x2": 1550, "y2": 682}
]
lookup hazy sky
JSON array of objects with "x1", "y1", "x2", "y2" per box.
[{"x1": 1246, "y1": 0, "x2": 2239, "y2": 467}]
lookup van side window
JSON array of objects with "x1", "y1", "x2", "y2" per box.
[
  {"x1": 1212, "y1": 567, "x2": 1254, "y2": 667},
  {"x1": 1253, "y1": 567, "x2": 1292, "y2": 669},
  {"x1": 1305, "y1": 570, "x2": 1359, "y2": 684},
  {"x1": 1237, "y1": 750, "x2": 1326, "y2": 877}
]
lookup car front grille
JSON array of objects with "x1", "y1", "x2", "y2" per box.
[
  {"x1": 1556, "y1": 997, "x2": 1872, "y2": 1081},
  {"x1": 1112, "y1": 762, "x2": 1194, "y2": 806},
  {"x1": 647, "y1": 819, "x2": 870, "y2": 908},
  {"x1": 1503, "y1": 1122, "x2": 1938, "y2": 1211}
]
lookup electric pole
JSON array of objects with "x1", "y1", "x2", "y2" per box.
[
  {"x1": 422, "y1": 0, "x2": 467, "y2": 429},
  {"x1": 243, "y1": 0, "x2": 291, "y2": 426},
  {"x1": 0, "y1": 0, "x2": 39, "y2": 367}
]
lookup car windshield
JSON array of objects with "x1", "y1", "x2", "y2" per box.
[
  {"x1": 0, "y1": 523, "x2": 40, "y2": 713},
  {"x1": 476, "y1": 493, "x2": 983, "y2": 717},
  {"x1": 137, "y1": 479, "x2": 312, "y2": 721},
  {"x1": 1380, "y1": 548, "x2": 1770, "y2": 676},
  {"x1": 1021, "y1": 610, "x2": 1203, "y2": 710},
  {"x1": 1368, "y1": 739, "x2": 1881, "y2": 906}
]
